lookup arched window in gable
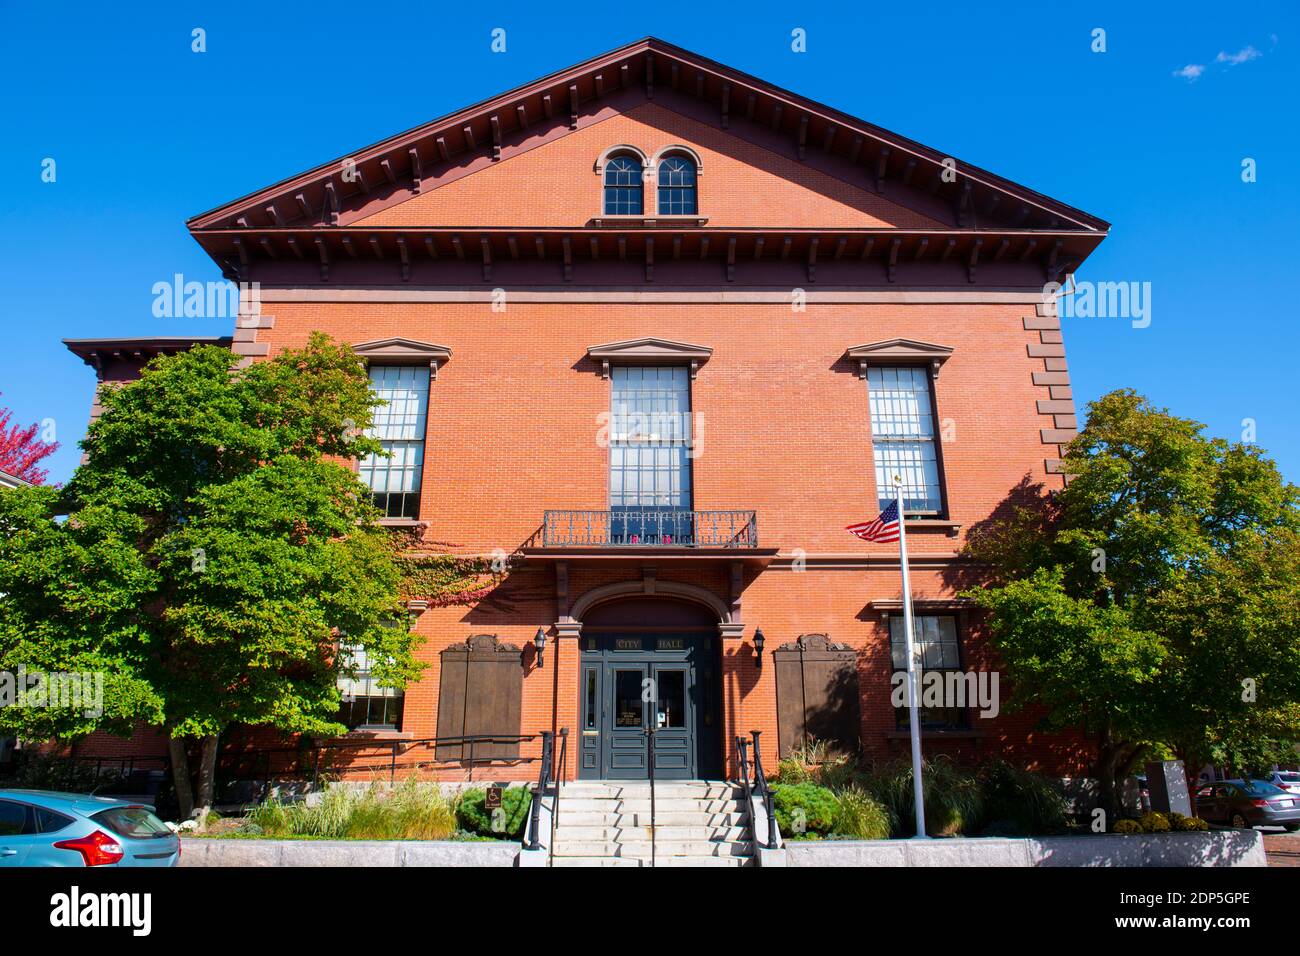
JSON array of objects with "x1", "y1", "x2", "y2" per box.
[
  {"x1": 603, "y1": 154, "x2": 644, "y2": 215},
  {"x1": 656, "y1": 155, "x2": 697, "y2": 215}
]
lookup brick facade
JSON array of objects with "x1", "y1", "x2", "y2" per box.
[{"x1": 65, "y1": 38, "x2": 1105, "y2": 782}]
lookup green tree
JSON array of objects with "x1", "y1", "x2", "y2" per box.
[
  {"x1": 0, "y1": 335, "x2": 421, "y2": 823},
  {"x1": 965, "y1": 390, "x2": 1300, "y2": 818}
]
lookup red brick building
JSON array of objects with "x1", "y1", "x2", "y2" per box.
[{"x1": 67, "y1": 38, "x2": 1105, "y2": 783}]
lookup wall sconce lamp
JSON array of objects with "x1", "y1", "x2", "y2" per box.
[
  {"x1": 753, "y1": 627, "x2": 765, "y2": 669},
  {"x1": 534, "y1": 628, "x2": 547, "y2": 669}
]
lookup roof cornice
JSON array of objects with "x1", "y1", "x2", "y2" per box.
[
  {"x1": 191, "y1": 225, "x2": 1099, "y2": 286},
  {"x1": 63, "y1": 336, "x2": 234, "y2": 374}
]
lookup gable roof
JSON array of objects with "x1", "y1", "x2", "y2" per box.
[{"x1": 187, "y1": 37, "x2": 1107, "y2": 282}]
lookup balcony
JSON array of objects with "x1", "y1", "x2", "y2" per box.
[{"x1": 542, "y1": 509, "x2": 758, "y2": 549}]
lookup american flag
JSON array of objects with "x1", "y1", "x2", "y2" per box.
[{"x1": 846, "y1": 500, "x2": 900, "y2": 543}]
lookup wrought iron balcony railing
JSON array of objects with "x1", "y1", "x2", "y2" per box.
[{"x1": 542, "y1": 509, "x2": 758, "y2": 549}]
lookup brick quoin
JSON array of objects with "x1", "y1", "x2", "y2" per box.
[{"x1": 64, "y1": 39, "x2": 1104, "y2": 783}]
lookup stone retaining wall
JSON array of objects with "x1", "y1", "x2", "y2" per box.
[
  {"x1": 180, "y1": 838, "x2": 519, "y2": 867},
  {"x1": 783, "y1": 831, "x2": 1264, "y2": 867}
]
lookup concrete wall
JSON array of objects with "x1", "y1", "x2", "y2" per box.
[
  {"x1": 181, "y1": 838, "x2": 519, "y2": 867},
  {"x1": 785, "y1": 831, "x2": 1265, "y2": 868}
]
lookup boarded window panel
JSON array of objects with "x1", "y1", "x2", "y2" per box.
[
  {"x1": 773, "y1": 635, "x2": 861, "y2": 758},
  {"x1": 436, "y1": 635, "x2": 523, "y2": 762},
  {"x1": 463, "y1": 656, "x2": 522, "y2": 760},
  {"x1": 774, "y1": 652, "x2": 806, "y2": 759},
  {"x1": 435, "y1": 649, "x2": 469, "y2": 761}
]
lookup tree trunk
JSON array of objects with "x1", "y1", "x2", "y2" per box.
[
  {"x1": 192, "y1": 735, "x2": 219, "y2": 831},
  {"x1": 1093, "y1": 727, "x2": 1124, "y2": 824},
  {"x1": 167, "y1": 736, "x2": 195, "y2": 822},
  {"x1": 1174, "y1": 745, "x2": 1205, "y2": 816}
]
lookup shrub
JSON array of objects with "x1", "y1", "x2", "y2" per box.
[
  {"x1": 831, "y1": 785, "x2": 891, "y2": 839},
  {"x1": 817, "y1": 752, "x2": 864, "y2": 792},
  {"x1": 1112, "y1": 818, "x2": 1143, "y2": 835},
  {"x1": 772, "y1": 782, "x2": 838, "y2": 837},
  {"x1": 978, "y1": 759, "x2": 1069, "y2": 836},
  {"x1": 1139, "y1": 811, "x2": 1171, "y2": 833},
  {"x1": 864, "y1": 757, "x2": 985, "y2": 837},
  {"x1": 773, "y1": 739, "x2": 859, "y2": 790},
  {"x1": 245, "y1": 778, "x2": 457, "y2": 840},
  {"x1": 456, "y1": 786, "x2": 531, "y2": 839},
  {"x1": 773, "y1": 741, "x2": 823, "y2": 785},
  {"x1": 1168, "y1": 812, "x2": 1210, "y2": 832}
]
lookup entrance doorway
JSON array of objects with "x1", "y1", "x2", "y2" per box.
[{"x1": 576, "y1": 599, "x2": 723, "y2": 780}]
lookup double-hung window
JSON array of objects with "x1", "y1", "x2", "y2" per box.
[
  {"x1": 867, "y1": 366, "x2": 942, "y2": 514},
  {"x1": 337, "y1": 642, "x2": 404, "y2": 731},
  {"x1": 889, "y1": 615, "x2": 965, "y2": 729},
  {"x1": 360, "y1": 365, "x2": 429, "y2": 519},
  {"x1": 608, "y1": 366, "x2": 693, "y2": 544}
]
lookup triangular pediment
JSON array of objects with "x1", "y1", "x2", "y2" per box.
[
  {"x1": 346, "y1": 100, "x2": 942, "y2": 231},
  {"x1": 353, "y1": 337, "x2": 452, "y2": 367},
  {"x1": 587, "y1": 336, "x2": 712, "y2": 378},
  {"x1": 588, "y1": 336, "x2": 711, "y2": 359},
  {"x1": 845, "y1": 338, "x2": 953, "y2": 377},
  {"x1": 188, "y1": 38, "x2": 1106, "y2": 231},
  {"x1": 187, "y1": 38, "x2": 1107, "y2": 282}
]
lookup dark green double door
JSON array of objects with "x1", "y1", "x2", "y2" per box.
[{"x1": 579, "y1": 632, "x2": 721, "y2": 780}]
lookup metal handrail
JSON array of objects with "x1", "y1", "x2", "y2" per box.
[
  {"x1": 749, "y1": 730, "x2": 778, "y2": 850},
  {"x1": 735, "y1": 735, "x2": 753, "y2": 810},
  {"x1": 542, "y1": 509, "x2": 758, "y2": 548},
  {"x1": 528, "y1": 731, "x2": 555, "y2": 852},
  {"x1": 646, "y1": 728, "x2": 657, "y2": 868},
  {"x1": 548, "y1": 728, "x2": 568, "y2": 867}
]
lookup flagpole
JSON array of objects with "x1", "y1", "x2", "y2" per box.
[{"x1": 895, "y1": 475, "x2": 927, "y2": 839}]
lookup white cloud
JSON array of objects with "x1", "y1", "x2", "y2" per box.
[
  {"x1": 1216, "y1": 45, "x2": 1262, "y2": 65},
  {"x1": 1173, "y1": 64, "x2": 1206, "y2": 81}
]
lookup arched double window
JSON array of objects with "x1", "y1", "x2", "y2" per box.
[
  {"x1": 656, "y1": 155, "x2": 697, "y2": 215},
  {"x1": 603, "y1": 154, "x2": 644, "y2": 215}
]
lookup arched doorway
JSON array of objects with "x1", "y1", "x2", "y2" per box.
[{"x1": 576, "y1": 595, "x2": 724, "y2": 780}]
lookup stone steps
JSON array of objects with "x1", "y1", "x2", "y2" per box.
[
  {"x1": 552, "y1": 854, "x2": 751, "y2": 868},
  {"x1": 554, "y1": 839, "x2": 754, "y2": 858},
  {"x1": 549, "y1": 780, "x2": 756, "y2": 868},
  {"x1": 556, "y1": 824, "x2": 749, "y2": 842},
  {"x1": 561, "y1": 810, "x2": 747, "y2": 827},
  {"x1": 562, "y1": 797, "x2": 747, "y2": 814},
  {"x1": 563, "y1": 782, "x2": 745, "y2": 799}
]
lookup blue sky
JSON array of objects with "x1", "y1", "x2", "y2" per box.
[{"x1": 2, "y1": 1, "x2": 1296, "y2": 485}]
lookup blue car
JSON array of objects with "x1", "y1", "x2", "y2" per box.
[{"x1": 0, "y1": 790, "x2": 180, "y2": 867}]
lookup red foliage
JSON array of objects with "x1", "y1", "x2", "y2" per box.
[{"x1": 0, "y1": 395, "x2": 60, "y2": 485}]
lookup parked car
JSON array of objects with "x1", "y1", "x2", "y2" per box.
[
  {"x1": 1134, "y1": 775, "x2": 1151, "y2": 813},
  {"x1": 0, "y1": 790, "x2": 180, "y2": 867},
  {"x1": 1195, "y1": 780, "x2": 1300, "y2": 831},
  {"x1": 1264, "y1": 771, "x2": 1300, "y2": 795}
]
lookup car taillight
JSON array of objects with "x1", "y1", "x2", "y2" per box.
[
  {"x1": 1251, "y1": 799, "x2": 1270, "y2": 808},
  {"x1": 53, "y1": 829, "x2": 125, "y2": 866}
]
